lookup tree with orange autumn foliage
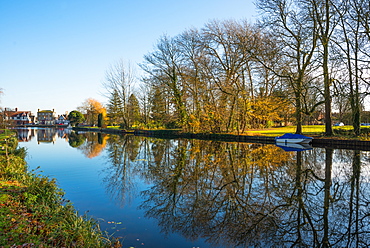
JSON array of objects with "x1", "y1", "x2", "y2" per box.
[
  {"x1": 248, "y1": 96, "x2": 293, "y2": 128},
  {"x1": 78, "y1": 98, "x2": 106, "y2": 126}
]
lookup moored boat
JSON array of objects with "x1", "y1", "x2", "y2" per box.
[
  {"x1": 275, "y1": 133, "x2": 313, "y2": 144},
  {"x1": 276, "y1": 142, "x2": 313, "y2": 152}
]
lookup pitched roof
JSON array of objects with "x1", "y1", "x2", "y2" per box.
[{"x1": 7, "y1": 111, "x2": 32, "y2": 117}]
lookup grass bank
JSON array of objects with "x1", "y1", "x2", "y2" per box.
[
  {"x1": 0, "y1": 129, "x2": 19, "y2": 156},
  {"x1": 101, "y1": 124, "x2": 370, "y2": 140},
  {"x1": 0, "y1": 130, "x2": 121, "y2": 247},
  {"x1": 243, "y1": 125, "x2": 370, "y2": 140}
]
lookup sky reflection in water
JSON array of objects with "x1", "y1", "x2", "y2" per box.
[
  {"x1": 16, "y1": 128, "x2": 370, "y2": 248},
  {"x1": 18, "y1": 128, "x2": 205, "y2": 248}
]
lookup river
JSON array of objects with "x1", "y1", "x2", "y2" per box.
[{"x1": 15, "y1": 127, "x2": 370, "y2": 247}]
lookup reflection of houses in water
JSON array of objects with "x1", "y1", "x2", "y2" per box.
[
  {"x1": 56, "y1": 128, "x2": 72, "y2": 141},
  {"x1": 12, "y1": 127, "x2": 71, "y2": 144},
  {"x1": 16, "y1": 128, "x2": 36, "y2": 142},
  {"x1": 37, "y1": 128, "x2": 57, "y2": 144}
]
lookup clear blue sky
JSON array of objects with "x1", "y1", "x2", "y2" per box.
[{"x1": 0, "y1": 0, "x2": 257, "y2": 115}]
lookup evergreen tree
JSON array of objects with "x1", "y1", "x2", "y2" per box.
[
  {"x1": 107, "y1": 90, "x2": 124, "y2": 126},
  {"x1": 149, "y1": 85, "x2": 175, "y2": 128},
  {"x1": 98, "y1": 113, "x2": 103, "y2": 127},
  {"x1": 127, "y1": 93, "x2": 141, "y2": 127}
]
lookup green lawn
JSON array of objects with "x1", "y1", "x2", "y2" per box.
[
  {"x1": 245, "y1": 125, "x2": 355, "y2": 136},
  {"x1": 107, "y1": 126, "x2": 120, "y2": 129},
  {"x1": 84, "y1": 125, "x2": 370, "y2": 139}
]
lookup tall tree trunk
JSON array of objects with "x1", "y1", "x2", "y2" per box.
[
  {"x1": 295, "y1": 91, "x2": 303, "y2": 134},
  {"x1": 352, "y1": 17, "x2": 361, "y2": 136},
  {"x1": 322, "y1": 0, "x2": 333, "y2": 136},
  {"x1": 323, "y1": 46, "x2": 333, "y2": 136}
]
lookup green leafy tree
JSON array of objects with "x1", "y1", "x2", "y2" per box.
[{"x1": 68, "y1": 110, "x2": 85, "y2": 127}]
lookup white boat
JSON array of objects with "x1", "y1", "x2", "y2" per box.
[
  {"x1": 275, "y1": 133, "x2": 313, "y2": 144},
  {"x1": 276, "y1": 142, "x2": 313, "y2": 152}
]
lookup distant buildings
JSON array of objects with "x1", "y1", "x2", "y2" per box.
[
  {"x1": 2, "y1": 107, "x2": 70, "y2": 126},
  {"x1": 55, "y1": 114, "x2": 69, "y2": 125},
  {"x1": 3, "y1": 108, "x2": 35, "y2": 125},
  {"x1": 37, "y1": 109, "x2": 56, "y2": 125}
]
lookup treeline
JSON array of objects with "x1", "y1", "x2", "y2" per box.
[{"x1": 102, "y1": 0, "x2": 369, "y2": 135}]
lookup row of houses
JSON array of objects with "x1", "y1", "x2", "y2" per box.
[{"x1": 3, "y1": 108, "x2": 70, "y2": 126}]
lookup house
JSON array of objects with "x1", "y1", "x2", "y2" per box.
[
  {"x1": 37, "y1": 109, "x2": 56, "y2": 125},
  {"x1": 55, "y1": 114, "x2": 70, "y2": 125},
  {"x1": 3, "y1": 108, "x2": 34, "y2": 125}
]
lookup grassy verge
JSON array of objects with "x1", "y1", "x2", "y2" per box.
[
  {"x1": 244, "y1": 125, "x2": 320, "y2": 136},
  {"x1": 0, "y1": 130, "x2": 121, "y2": 247},
  {"x1": 243, "y1": 125, "x2": 370, "y2": 140},
  {"x1": 100, "y1": 124, "x2": 370, "y2": 140},
  {"x1": 0, "y1": 129, "x2": 18, "y2": 156}
]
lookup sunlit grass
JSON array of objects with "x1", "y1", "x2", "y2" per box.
[
  {"x1": 244, "y1": 125, "x2": 321, "y2": 136},
  {"x1": 243, "y1": 125, "x2": 370, "y2": 141},
  {"x1": 84, "y1": 125, "x2": 370, "y2": 140},
  {"x1": 244, "y1": 125, "x2": 357, "y2": 136},
  {"x1": 107, "y1": 126, "x2": 120, "y2": 129}
]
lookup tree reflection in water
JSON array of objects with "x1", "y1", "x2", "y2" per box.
[
  {"x1": 75, "y1": 132, "x2": 109, "y2": 158},
  {"x1": 77, "y1": 133, "x2": 370, "y2": 247},
  {"x1": 13, "y1": 128, "x2": 370, "y2": 247},
  {"x1": 12, "y1": 128, "x2": 370, "y2": 246},
  {"x1": 101, "y1": 134, "x2": 143, "y2": 206}
]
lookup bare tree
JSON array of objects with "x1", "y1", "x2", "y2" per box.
[
  {"x1": 141, "y1": 20, "x2": 295, "y2": 132},
  {"x1": 103, "y1": 60, "x2": 136, "y2": 128},
  {"x1": 140, "y1": 35, "x2": 189, "y2": 128},
  {"x1": 256, "y1": 0, "x2": 320, "y2": 134},
  {"x1": 334, "y1": 0, "x2": 361, "y2": 134},
  {"x1": 310, "y1": 0, "x2": 341, "y2": 135}
]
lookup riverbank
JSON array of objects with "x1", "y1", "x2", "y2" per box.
[
  {"x1": 73, "y1": 127, "x2": 370, "y2": 151},
  {"x1": 0, "y1": 130, "x2": 121, "y2": 247}
]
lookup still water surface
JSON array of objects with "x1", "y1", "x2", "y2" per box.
[{"x1": 15, "y1": 128, "x2": 370, "y2": 247}]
